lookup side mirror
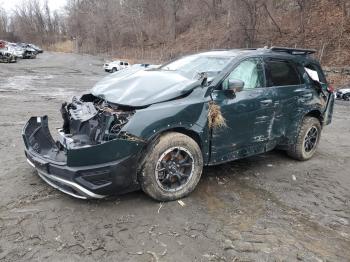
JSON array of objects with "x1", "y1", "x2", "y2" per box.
[{"x1": 227, "y1": 79, "x2": 244, "y2": 93}]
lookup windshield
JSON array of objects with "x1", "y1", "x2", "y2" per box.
[{"x1": 160, "y1": 54, "x2": 233, "y2": 79}]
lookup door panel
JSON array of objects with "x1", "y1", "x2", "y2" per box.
[
  {"x1": 210, "y1": 57, "x2": 275, "y2": 164},
  {"x1": 264, "y1": 58, "x2": 306, "y2": 143}
]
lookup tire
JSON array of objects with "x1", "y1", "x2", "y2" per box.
[
  {"x1": 287, "y1": 117, "x2": 322, "y2": 161},
  {"x1": 139, "y1": 132, "x2": 203, "y2": 201},
  {"x1": 111, "y1": 67, "x2": 117, "y2": 73},
  {"x1": 343, "y1": 94, "x2": 350, "y2": 101}
]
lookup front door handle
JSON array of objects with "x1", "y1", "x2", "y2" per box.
[{"x1": 260, "y1": 99, "x2": 273, "y2": 106}]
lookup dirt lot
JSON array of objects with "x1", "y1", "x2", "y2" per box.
[{"x1": 0, "y1": 52, "x2": 349, "y2": 262}]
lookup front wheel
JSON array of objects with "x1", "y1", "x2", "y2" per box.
[
  {"x1": 287, "y1": 117, "x2": 322, "y2": 161},
  {"x1": 111, "y1": 67, "x2": 117, "y2": 73},
  {"x1": 343, "y1": 94, "x2": 350, "y2": 101},
  {"x1": 139, "y1": 132, "x2": 203, "y2": 201}
]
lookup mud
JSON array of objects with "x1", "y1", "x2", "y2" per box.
[{"x1": 0, "y1": 52, "x2": 349, "y2": 262}]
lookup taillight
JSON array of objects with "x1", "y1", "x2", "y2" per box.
[{"x1": 327, "y1": 85, "x2": 335, "y2": 93}]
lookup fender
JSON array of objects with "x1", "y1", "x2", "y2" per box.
[{"x1": 121, "y1": 89, "x2": 212, "y2": 163}]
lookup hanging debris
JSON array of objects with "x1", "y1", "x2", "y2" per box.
[{"x1": 208, "y1": 101, "x2": 227, "y2": 129}]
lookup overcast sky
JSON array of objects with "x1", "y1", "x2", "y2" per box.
[{"x1": 1, "y1": 0, "x2": 66, "y2": 13}]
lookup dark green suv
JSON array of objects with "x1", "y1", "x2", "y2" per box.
[{"x1": 23, "y1": 47, "x2": 334, "y2": 201}]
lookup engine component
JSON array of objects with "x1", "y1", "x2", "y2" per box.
[
  {"x1": 59, "y1": 95, "x2": 135, "y2": 148},
  {"x1": 68, "y1": 97, "x2": 98, "y2": 121}
]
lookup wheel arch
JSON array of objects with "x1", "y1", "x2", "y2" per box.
[
  {"x1": 164, "y1": 127, "x2": 203, "y2": 150},
  {"x1": 303, "y1": 109, "x2": 324, "y2": 126},
  {"x1": 282, "y1": 108, "x2": 324, "y2": 148},
  {"x1": 137, "y1": 127, "x2": 206, "y2": 170},
  {"x1": 145, "y1": 127, "x2": 203, "y2": 150}
]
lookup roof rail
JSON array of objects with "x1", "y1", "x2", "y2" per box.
[{"x1": 270, "y1": 46, "x2": 316, "y2": 55}]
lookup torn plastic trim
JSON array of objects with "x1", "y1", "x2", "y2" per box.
[
  {"x1": 22, "y1": 116, "x2": 66, "y2": 164},
  {"x1": 23, "y1": 115, "x2": 147, "y2": 167}
]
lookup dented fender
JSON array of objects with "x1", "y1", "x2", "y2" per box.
[{"x1": 121, "y1": 89, "x2": 212, "y2": 163}]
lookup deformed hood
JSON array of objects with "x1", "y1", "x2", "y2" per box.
[{"x1": 92, "y1": 68, "x2": 200, "y2": 107}]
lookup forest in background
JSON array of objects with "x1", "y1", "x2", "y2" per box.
[{"x1": 1, "y1": 0, "x2": 350, "y2": 84}]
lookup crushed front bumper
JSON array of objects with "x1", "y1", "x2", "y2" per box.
[
  {"x1": 22, "y1": 116, "x2": 144, "y2": 199},
  {"x1": 26, "y1": 158, "x2": 105, "y2": 199}
]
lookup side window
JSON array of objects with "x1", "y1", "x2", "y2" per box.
[
  {"x1": 120, "y1": 62, "x2": 124, "y2": 65},
  {"x1": 305, "y1": 63, "x2": 326, "y2": 83},
  {"x1": 125, "y1": 62, "x2": 129, "y2": 66},
  {"x1": 222, "y1": 58, "x2": 265, "y2": 90},
  {"x1": 266, "y1": 59, "x2": 301, "y2": 86}
]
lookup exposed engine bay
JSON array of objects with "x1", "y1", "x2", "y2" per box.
[{"x1": 59, "y1": 94, "x2": 135, "y2": 149}]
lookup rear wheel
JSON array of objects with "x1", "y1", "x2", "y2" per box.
[
  {"x1": 139, "y1": 132, "x2": 203, "y2": 201},
  {"x1": 111, "y1": 67, "x2": 117, "y2": 73},
  {"x1": 287, "y1": 117, "x2": 321, "y2": 161},
  {"x1": 343, "y1": 93, "x2": 350, "y2": 101}
]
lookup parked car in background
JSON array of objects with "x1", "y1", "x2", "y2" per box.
[
  {"x1": 7, "y1": 43, "x2": 25, "y2": 58},
  {"x1": 0, "y1": 41, "x2": 42, "y2": 61},
  {"x1": 18, "y1": 43, "x2": 39, "y2": 58},
  {"x1": 336, "y1": 87, "x2": 350, "y2": 101},
  {"x1": 0, "y1": 46, "x2": 17, "y2": 63},
  {"x1": 23, "y1": 48, "x2": 37, "y2": 59},
  {"x1": 103, "y1": 60, "x2": 130, "y2": 72},
  {"x1": 28, "y1": 44, "x2": 43, "y2": 54},
  {"x1": 23, "y1": 47, "x2": 334, "y2": 201},
  {"x1": 0, "y1": 40, "x2": 6, "y2": 49}
]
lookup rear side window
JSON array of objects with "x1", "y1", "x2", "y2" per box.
[
  {"x1": 305, "y1": 63, "x2": 327, "y2": 83},
  {"x1": 266, "y1": 59, "x2": 301, "y2": 87},
  {"x1": 120, "y1": 62, "x2": 124, "y2": 65}
]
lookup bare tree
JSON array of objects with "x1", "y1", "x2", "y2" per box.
[
  {"x1": 295, "y1": 0, "x2": 308, "y2": 44},
  {"x1": 9, "y1": 0, "x2": 65, "y2": 45},
  {"x1": 166, "y1": 0, "x2": 183, "y2": 40},
  {"x1": 0, "y1": 7, "x2": 9, "y2": 38}
]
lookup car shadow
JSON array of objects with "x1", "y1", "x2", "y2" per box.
[{"x1": 75, "y1": 149, "x2": 294, "y2": 205}]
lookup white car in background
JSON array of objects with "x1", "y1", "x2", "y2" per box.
[
  {"x1": 7, "y1": 43, "x2": 25, "y2": 58},
  {"x1": 336, "y1": 87, "x2": 350, "y2": 101},
  {"x1": 0, "y1": 46, "x2": 17, "y2": 63},
  {"x1": 103, "y1": 60, "x2": 130, "y2": 73}
]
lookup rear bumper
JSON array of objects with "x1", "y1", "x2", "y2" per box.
[
  {"x1": 323, "y1": 90, "x2": 335, "y2": 125},
  {"x1": 23, "y1": 116, "x2": 144, "y2": 199}
]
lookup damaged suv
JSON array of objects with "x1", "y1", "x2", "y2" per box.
[{"x1": 23, "y1": 47, "x2": 334, "y2": 201}]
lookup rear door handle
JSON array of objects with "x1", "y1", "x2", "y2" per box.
[
  {"x1": 299, "y1": 93, "x2": 313, "y2": 102},
  {"x1": 260, "y1": 99, "x2": 273, "y2": 106},
  {"x1": 301, "y1": 94, "x2": 313, "y2": 99}
]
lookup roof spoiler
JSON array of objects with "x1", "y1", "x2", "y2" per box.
[{"x1": 270, "y1": 46, "x2": 316, "y2": 55}]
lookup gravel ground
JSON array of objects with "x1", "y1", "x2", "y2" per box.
[{"x1": 0, "y1": 52, "x2": 349, "y2": 262}]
